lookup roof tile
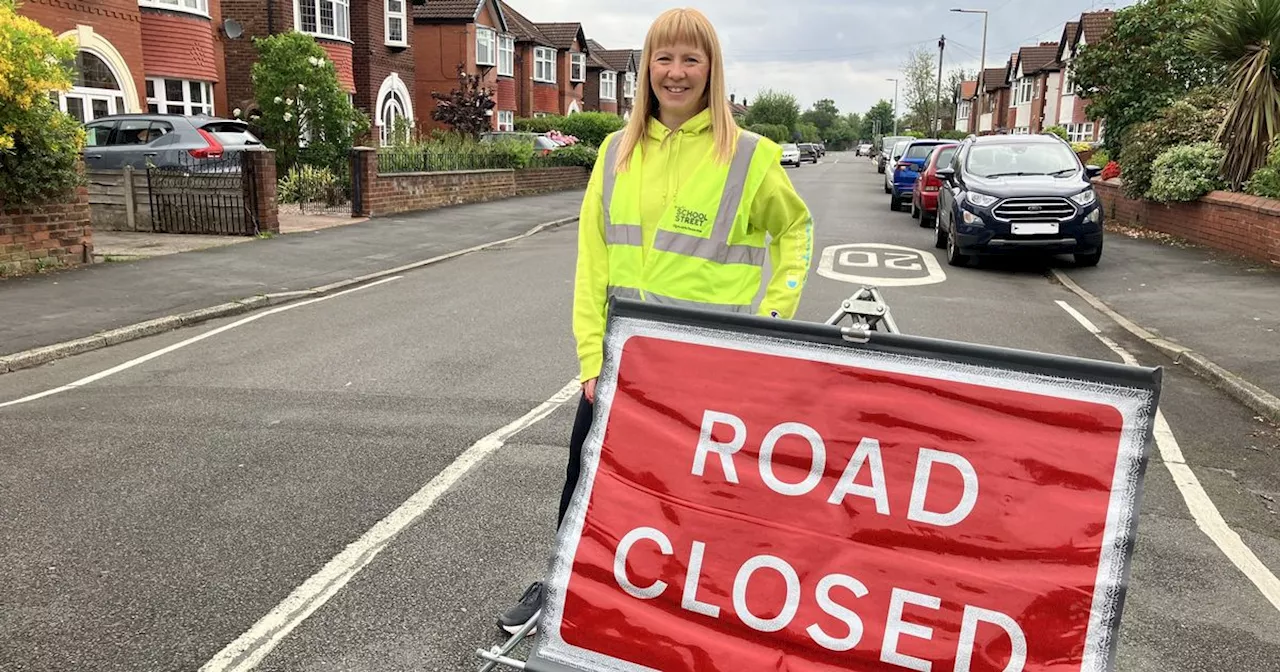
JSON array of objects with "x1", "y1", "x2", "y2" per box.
[
  {"x1": 497, "y1": 1, "x2": 553, "y2": 45},
  {"x1": 1080, "y1": 10, "x2": 1115, "y2": 45},
  {"x1": 412, "y1": 0, "x2": 481, "y2": 21},
  {"x1": 533, "y1": 22, "x2": 583, "y2": 49},
  {"x1": 1017, "y1": 43, "x2": 1059, "y2": 74}
]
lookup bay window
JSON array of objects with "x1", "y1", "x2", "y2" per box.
[
  {"x1": 534, "y1": 47, "x2": 556, "y2": 83},
  {"x1": 498, "y1": 35, "x2": 514, "y2": 77},
  {"x1": 297, "y1": 0, "x2": 350, "y2": 41},
  {"x1": 139, "y1": 0, "x2": 209, "y2": 15},
  {"x1": 147, "y1": 78, "x2": 213, "y2": 116},
  {"x1": 476, "y1": 27, "x2": 496, "y2": 67},
  {"x1": 600, "y1": 71, "x2": 616, "y2": 100}
]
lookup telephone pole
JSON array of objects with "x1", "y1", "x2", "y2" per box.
[{"x1": 935, "y1": 34, "x2": 946, "y2": 136}]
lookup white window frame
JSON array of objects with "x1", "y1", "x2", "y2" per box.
[
  {"x1": 138, "y1": 0, "x2": 210, "y2": 17},
  {"x1": 1061, "y1": 62, "x2": 1074, "y2": 96},
  {"x1": 385, "y1": 0, "x2": 406, "y2": 47},
  {"x1": 498, "y1": 35, "x2": 514, "y2": 77},
  {"x1": 570, "y1": 53, "x2": 585, "y2": 83},
  {"x1": 534, "y1": 47, "x2": 556, "y2": 83},
  {"x1": 1016, "y1": 77, "x2": 1034, "y2": 105},
  {"x1": 1067, "y1": 122, "x2": 1095, "y2": 142},
  {"x1": 497, "y1": 110, "x2": 514, "y2": 131},
  {"x1": 624, "y1": 71, "x2": 635, "y2": 98},
  {"x1": 957, "y1": 100, "x2": 970, "y2": 120},
  {"x1": 295, "y1": 0, "x2": 351, "y2": 42},
  {"x1": 146, "y1": 77, "x2": 214, "y2": 116},
  {"x1": 600, "y1": 70, "x2": 616, "y2": 100},
  {"x1": 476, "y1": 27, "x2": 496, "y2": 67}
]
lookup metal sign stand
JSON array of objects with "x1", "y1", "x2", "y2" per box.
[{"x1": 474, "y1": 286, "x2": 899, "y2": 671}]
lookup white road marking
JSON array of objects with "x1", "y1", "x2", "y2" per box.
[
  {"x1": 1056, "y1": 299, "x2": 1280, "y2": 612},
  {"x1": 200, "y1": 378, "x2": 582, "y2": 672},
  {"x1": 817, "y1": 243, "x2": 946, "y2": 287},
  {"x1": 0, "y1": 277, "x2": 402, "y2": 409}
]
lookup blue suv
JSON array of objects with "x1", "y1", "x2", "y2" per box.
[
  {"x1": 934, "y1": 134, "x2": 1104, "y2": 267},
  {"x1": 889, "y1": 139, "x2": 952, "y2": 212}
]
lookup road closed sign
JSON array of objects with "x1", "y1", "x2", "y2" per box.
[{"x1": 530, "y1": 300, "x2": 1161, "y2": 672}]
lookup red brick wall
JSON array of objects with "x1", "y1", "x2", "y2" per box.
[
  {"x1": 18, "y1": 0, "x2": 146, "y2": 111},
  {"x1": 1094, "y1": 179, "x2": 1280, "y2": 266},
  {"x1": 583, "y1": 68, "x2": 601, "y2": 111},
  {"x1": 496, "y1": 76, "x2": 517, "y2": 116},
  {"x1": 515, "y1": 43, "x2": 533, "y2": 117},
  {"x1": 534, "y1": 83, "x2": 558, "y2": 115},
  {"x1": 600, "y1": 99, "x2": 618, "y2": 115},
  {"x1": 140, "y1": 10, "x2": 220, "y2": 82},
  {"x1": 559, "y1": 42, "x2": 584, "y2": 115},
  {"x1": 320, "y1": 40, "x2": 356, "y2": 93},
  {"x1": 514, "y1": 166, "x2": 589, "y2": 196},
  {"x1": 414, "y1": 22, "x2": 469, "y2": 131},
  {"x1": 1, "y1": 189, "x2": 93, "y2": 277},
  {"x1": 221, "y1": 0, "x2": 294, "y2": 112},
  {"x1": 351, "y1": 0, "x2": 415, "y2": 126}
]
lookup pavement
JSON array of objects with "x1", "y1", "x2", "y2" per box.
[{"x1": 0, "y1": 153, "x2": 1277, "y2": 671}]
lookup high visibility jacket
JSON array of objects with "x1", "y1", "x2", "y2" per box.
[{"x1": 573, "y1": 110, "x2": 814, "y2": 382}]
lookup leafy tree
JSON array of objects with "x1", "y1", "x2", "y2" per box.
[
  {"x1": 746, "y1": 123, "x2": 790, "y2": 143},
  {"x1": 251, "y1": 32, "x2": 368, "y2": 174},
  {"x1": 794, "y1": 121, "x2": 820, "y2": 142},
  {"x1": 431, "y1": 64, "x2": 497, "y2": 137},
  {"x1": 901, "y1": 47, "x2": 937, "y2": 132},
  {"x1": 1189, "y1": 0, "x2": 1280, "y2": 189},
  {"x1": 800, "y1": 98, "x2": 839, "y2": 137},
  {"x1": 844, "y1": 112, "x2": 863, "y2": 139},
  {"x1": 1072, "y1": 0, "x2": 1224, "y2": 156},
  {"x1": 861, "y1": 100, "x2": 896, "y2": 139},
  {"x1": 745, "y1": 89, "x2": 800, "y2": 130},
  {"x1": 0, "y1": 0, "x2": 84, "y2": 205}
]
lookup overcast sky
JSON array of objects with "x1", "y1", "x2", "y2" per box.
[{"x1": 509, "y1": 0, "x2": 1135, "y2": 117}]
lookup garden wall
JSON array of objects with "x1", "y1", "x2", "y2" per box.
[{"x1": 1, "y1": 187, "x2": 93, "y2": 277}]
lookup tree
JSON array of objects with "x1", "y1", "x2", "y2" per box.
[
  {"x1": 1072, "y1": 0, "x2": 1224, "y2": 155},
  {"x1": 0, "y1": 0, "x2": 84, "y2": 206},
  {"x1": 745, "y1": 89, "x2": 800, "y2": 130},
  {"x1": 431, "y1": 64, "x2": 497, "y2": 137},
  {"x1": 844, "y1": 112, "x2": 863, "y2": 139},
  {"x1": 800, "y1": 98, "x2": 839, "y2": 137},
  {"x1": 251, "y1": 32, "x2": 368, "y2": 174},
  {"x1": 794, "y1": 121, "x2": 820, "y2": 142},
  {"x1": 861, "y1": 100, "x2": 895, "y2": 139},
  {"x1": 901, "y1": 46, "x2": 937, "y2": 132},
  {"x1": 1189, "y1": 0, "x2": 1280, "y2": 189},
  {"x1": 746, "y1": 123, "x2": 790, "y2": 143}
]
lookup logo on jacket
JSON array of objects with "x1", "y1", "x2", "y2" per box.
[{"x1": 673, "y1": 205, "x2": 711, "y2": 233}]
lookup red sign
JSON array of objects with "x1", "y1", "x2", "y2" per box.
[{"x1": 535, "y1": 317, "x2": 1155, "y2": 672}]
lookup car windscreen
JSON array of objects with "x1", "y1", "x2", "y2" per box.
[
  {"x1": 782, "y1": 144, "x2": 798, "y2": 151},
  {"x1": 965, "y1": 142, "x2": 1080, "y2": 178},
  {"x1": 935, "y1": 147, "x2": 959, "y2": 166},
  {"x1": 905, "y1": 143, "x2": 943, "y2": 160},
  {"x1": 892, "y1": 140, "x2": 910, "y2": 158},
  {"x1": 200, "y1": 122, "x2": 261, "y2": 147}
]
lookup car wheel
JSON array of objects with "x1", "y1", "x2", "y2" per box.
[
  {"x1": 1074, "y1": 248, "x2": 1102, "y2": 267},
  {"x1": 919, "y1": 210, "x2": 933, "y2": 229},
  {"x1": 884, "y1": 181, "x2": 891, "y2": 194},
  {"x1": 946, "y1": 229, "x2": 969, "y2": 266},
  {"x1": 890, "y1": 193, "x2": 901, "y2": 212},
  {"x1": 934, "y1": 216, "x2": 947, "y2": 249}
]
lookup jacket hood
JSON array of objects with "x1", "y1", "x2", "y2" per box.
[{"x1": 646, "y1": 108, "x2": 713, "y2": 141}]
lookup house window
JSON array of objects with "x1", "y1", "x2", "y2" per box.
[
  {"x1": 570, "y1": 53, "x2": 585, "y2": 82},
  {"x1": 138, "y1": 0, "x2": 209, "y2": 15},
  {"x1": 534, "y1": 47, "x2": 556, "y2": 83},
  {"x1": 379, "y1": 90, "x2": 407, "y2": 145},
  {"x1": 957, "y1": 100, "x2": 970, "y2": 120},
  {"x1": 498, "y1": 35, "x2": 514, "y2": 77},
  {"x1": 497, "y1": 110, "x2": 514, "y2": 131},
  {"x1": 624, "y1": 71, "x2": 635, "y2": 98},
  {"x1": 476, "y1": 27, "x2": 496, "y2": 67},
  {"x1": 1016, "y1": 77, "x2": 1033, "y2": 105},
  {"x1": 146, "y1": 78, "x2": 214, "y2": 116},
  {"x1": 600, "y1": 71, "x2": 616, "y2": 100},
  {"x1": 297, "y1": 0, "x2": 350, "y2": 41},
  {"x1": 385, "y1": 0, "x2": 406, "y2": 46},
  {"x1": 59, "y1": 51, "x2": 126, "y2": 123},
  {"x1": 1061, "y1": 65, "x2": 1074, "y2": 95},
  {"x1": 1067, "y1": 122, "x2": 1095, "y2": 142}
]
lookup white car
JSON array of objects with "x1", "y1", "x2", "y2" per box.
[
  {"x1": 780, "y1": 143, "x2": 801, "y2": 167},
  {"x1": 884, "y1": 139, "x2": 911, "y2": 193},
  {"x1": 857, "y1": 143, "x2": 873, "y2": 156}
]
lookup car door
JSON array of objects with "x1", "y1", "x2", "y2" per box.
[
  {"x1": 93, "y1": 118, "x2": 162, "y2": 169},
  {"x1": 81, "y1": 120, "x2": 118, "y2": 169}
]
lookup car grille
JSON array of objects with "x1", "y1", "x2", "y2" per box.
[{"x1": 993, "y1": 197, "x2": 1076, "y2": 223}]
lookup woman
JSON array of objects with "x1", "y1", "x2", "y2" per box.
[{"x1": 498, "y1": 6, "x2": 814, "y2": 635}]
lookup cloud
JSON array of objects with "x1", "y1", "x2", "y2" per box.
[{"x1": 506, "y1": 0, "x2": 1136, "y2": 115}]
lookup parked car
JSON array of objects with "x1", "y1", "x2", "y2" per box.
[
  {"x1": 780, "y1": 143, "x2": 802, "y2": 167},
  {"x1": 877, "y1": 135, "x2": 912, "y2": 173},
  {"x1": 934, "y1": 134, "x2": 1104, "y2": 267},
  {"x1": 857, "y1": 143, "x2": 873, "y2": 157},
  {"x1": 798, "y1": 143, "x2": 820, "y2": 163},
  {"x1": 883, "y1": 139, "x2": 912, "y2": 194},
  {"x1": 82, "y1": 114, "x2": 263, "y2": 171},
  {"x1": 889, "y1": 139, "x2": 951, "y2": 212},
  {"x1": 910, "y1": 143, "x2": 961, "y2": 227}
]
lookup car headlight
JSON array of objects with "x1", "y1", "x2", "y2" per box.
[
  {"x1": 966, "y1": 192, "x2": 998, "y2": 208},
  {"x1": 962, "y1": 211, "x2": 983, "y2": 225},
  {"x1": 1071, "y1": 189, "x2": 1097, "y2": 206}
]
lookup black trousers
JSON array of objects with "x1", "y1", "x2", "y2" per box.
[{"x1": 557, "y1": 393, "x2": 594, "y2": 527}]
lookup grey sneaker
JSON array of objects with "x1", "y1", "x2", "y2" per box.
[{"x1": 497, "y1": 581, "x2": 543, "y2": 635}]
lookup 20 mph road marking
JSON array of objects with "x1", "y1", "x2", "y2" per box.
[
  {"x1": 1056, "y1": 300, "x2": 1280, "y2": 613},
  {"x1": 200, "y1": 378, "x2": 582, "y2": 672}
]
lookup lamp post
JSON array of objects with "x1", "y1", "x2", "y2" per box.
[
  {"x1": 951, "y1": 8, "x2": 988, "y2": 131},
  {"x1": 885, "y1": 77, "x2": 899, "y2": 135}
]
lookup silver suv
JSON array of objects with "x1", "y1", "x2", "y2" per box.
[{"x1": 82, "y1": 114, "x2": 265, "y2": 171}]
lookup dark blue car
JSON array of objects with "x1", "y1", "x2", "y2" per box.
[{"x1": 889, "y1": 139, "x2": 951, "y2": 212}]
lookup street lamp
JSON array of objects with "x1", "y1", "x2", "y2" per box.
[
  {"x1": 885, "y1": 77, "x2": 899, "y2": 135},
  {"x1": 951, "y1": 8, "x2": 988, "y2": 131}
]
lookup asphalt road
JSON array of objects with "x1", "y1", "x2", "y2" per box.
[{"x1": 1, "y1": 153, "x2": 1278, "y2": 671}]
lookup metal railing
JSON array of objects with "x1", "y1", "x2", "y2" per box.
[
  {"x1": 376, "y1": 148, "x2": 521, "y2": 174},
  {"x1": 146, "y1": 152, "x2": 257, "y2": 235}
]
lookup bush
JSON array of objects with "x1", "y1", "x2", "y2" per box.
[
  {"x1": 1146, "y1": 142, "x2": 1225, "y2": 202},
  {"x1": 278, "y1": 165, "x2": 343, "y2": 204},
  {"x1": 1243, "y1": 140, "x2": 1280, "y2": 199},
  {"x1": 514, "y1": 112, "x2": 624, "y2": 147},
  {"x1": 1071, "y1": 141, "x2": 1093, "y2": 153},
  {"x1": 0, "y1": 2, "x2": 85, "y2": 206},
  {"x1": 1118, "y1": 87, "x2": 1226, "y2": 199},
  {"x1": 377, "y1": 132, "x2": 538, "y2": 172},
  {"x1": 1044, "y1": 125, "x2": 1070, "y2": 141},
  {"x1": 1090, "y1": 148, "x2": 1111, "y2": 167},
  {"x1": 544, "y1": 143, "x2": 599, "y2": 168},
  {"x1": 939, "y1": 130, "x2": 969, "y2": 140}
]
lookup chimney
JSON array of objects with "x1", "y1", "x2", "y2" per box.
[{"x1": 730, "y1": 93, "x2": 735, "y2": 103}]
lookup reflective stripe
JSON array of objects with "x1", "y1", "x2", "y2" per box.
[
  {"x1": 601, "y1": 135, "x2": 621, "y2": 229},
  {"x1": 605, "y1": 223, "x2": 642, "y2": 246},
  {"x1": 607, "y1": 286, "x2": 642, "y2": 300},
  {"x1": 653, "y1": 229, "x2": 767, "y2": 266},
  {"x1": 607, "y1": 285, "x2": 751, "y2": 313}
]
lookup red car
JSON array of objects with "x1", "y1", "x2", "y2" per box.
[{"x1": 911, "y1": 143, "x2": 960, "y2": 227}]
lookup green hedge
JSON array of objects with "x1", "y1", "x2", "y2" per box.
[{"x1": 514, "y1": 112, "x2": 625, "y2": 147}]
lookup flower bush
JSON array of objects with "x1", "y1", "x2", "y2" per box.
[
  {"x1": 515, "y1": 112, "x2": 624, "y2": 147},
  {"x1": 0, "y1": 0, "x2": 84, "y2": 206},
  {"x1": 1243, "y1": 140, "x2": 1280, "y2": 199},
  {"x1": 1101, "y1": 161, "x2": 1121, "y2": 180},
  {"x1": 1146, "y1": 142, "x2": 1225, "y2": 202}
]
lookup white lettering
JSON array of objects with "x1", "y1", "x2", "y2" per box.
[
  {"x1": 759, "y1": 422, "x2": 827, "y2": 496},
  {"x1": 614, "y1": 527, "x2": 672, "y2": 600},
  {"x1": 907, "y1": 448, "x2": 980, "y2": 527},
  {"x1": 693, "y1": 410, "x2": 746, "y2": 483},
  {"x1": 806, "y1": 573, "x2": 868, "y2": 652},
  {"x1": 827, "y1": 437, "x2": 891, "y2": 514},
  {"x1": 681, "y1": 541, "x2": 720, "y2": 618},
  {"x1": 882, "y1": 588, "x2": 942, "y2": 671},
  {"x1": 732, "y1": 555, "x2": 801, "y2": 633},
  {"x1": 955, "y1": 605, "x2": 1027, "y2": 672}
]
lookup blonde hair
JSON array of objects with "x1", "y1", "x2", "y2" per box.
[{"x1": 612, "y1": 7, "x2": 739, "y2": 173}]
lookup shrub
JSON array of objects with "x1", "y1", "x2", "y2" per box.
[
  {"x1": 1243, "y1": 140, "x2": 1280, "y2": 199},
  {"x1": 939, "y1": 129, "x2": 969, "y2": 140},
  {"x1": 1044, "y1": 125, "x2": 1070, "y2": 141},
  {"x1": 544, "y1": 143, "x2": 599, "y2": 168},
  {"x1": 1090, "y1": 148, "x2": 1111, "y2": 167},
  {"x1": 1146, "y1": 142, "x2": 1225, "y2": 202},
  {"x1": 1071, "y1": 141, "x2": 1093, "y2": 153},
  {"x1": 278, "y1": 164, "x2": 342, "y2": 204},
  {"x1": 1101, "y1": 160, "x2": 1121, "y2": 180},
  {"x1": 0, "y1": 2, "x2": 85, "y2": 206},
  {"x1": 1118, "y1": 87, "x2": 1226, "y2": 199},
  {"x1": 377, "y1": 133, "x2": 537, "y2": 172},
  {"x1": 514, "y1": 112, "x2": 624, "y2": 147}
]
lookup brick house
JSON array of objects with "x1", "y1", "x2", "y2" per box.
[
  {"x1": 411, "y1": 0, "x2": 514, "y2": 133},
  {"x1": 496, "y1": 1, "x2": 558, "y2": 118},
  {"x1": 976, "y1": 63, "x2": 1011, "y2": 134},
  {"x1": 1050, "y1": 10, "x2": 1115, "y2": 143},
  {"x1": 955, "y1": 80, "x2": 978, "y2": 135},
  {"x1": 19, "y1": 0, "x2": 230, "y2": 123},
  {"x1": 531, "y1": 22, "x2": 587, "y2": 116},
  {"x1": 583, "y1": 39, "x2": 636, "y2": 118},
  {"x1": 1006, "y1": 43, "x2": 1058, "y2": 135}
]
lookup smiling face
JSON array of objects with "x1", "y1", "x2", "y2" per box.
[{"x1": 649, "y1": 43, "x2": 710, "y2": 120}]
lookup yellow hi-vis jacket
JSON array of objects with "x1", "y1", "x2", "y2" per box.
[{"x1": 573, "y1": 110, "x2": 815, "y2": 381}]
